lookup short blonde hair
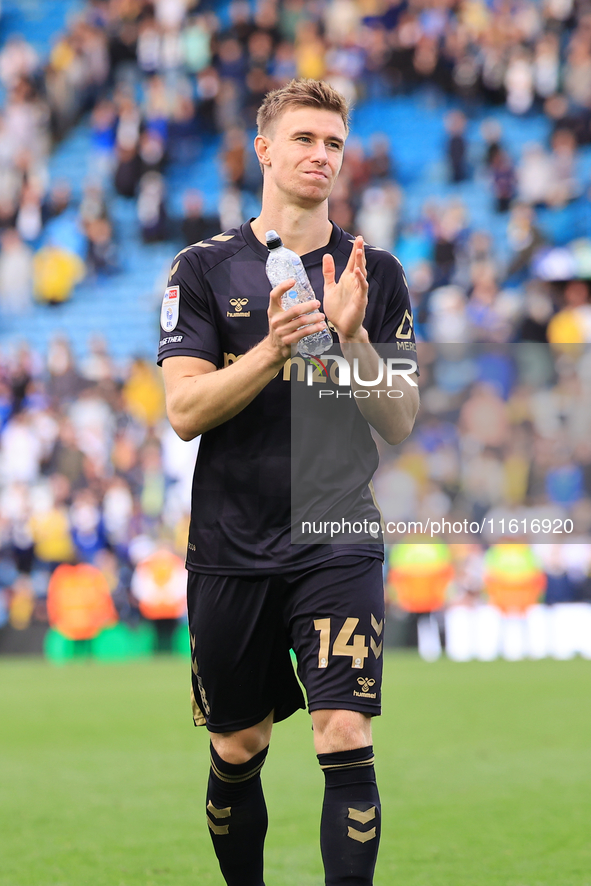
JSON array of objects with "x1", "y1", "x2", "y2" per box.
[{"x1": 256, "y1": 79, "x2": 350, "y2": 137}]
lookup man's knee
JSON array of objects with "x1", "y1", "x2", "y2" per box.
[
  {"x1": 209, "y1": 711, "x2": 274, "y2": 764},
  {"x1": 311, "y1": 709, "x2": 372, "y2": 754}
]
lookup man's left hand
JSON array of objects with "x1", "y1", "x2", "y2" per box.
[{"x1": 322, "y1": 235, "x2": 369, "y2": 342}]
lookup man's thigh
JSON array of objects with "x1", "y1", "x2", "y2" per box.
[
  {"x1": 286, "y1": 556, "x2": 385, "y2": 717},
  {"x1": 187, "y1": 571, "x2": 305, "y2": 733}
]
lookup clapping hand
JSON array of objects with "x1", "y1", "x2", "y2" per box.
[{"x1": 322, "y1": 235, "x2": 369, "y2": 342}]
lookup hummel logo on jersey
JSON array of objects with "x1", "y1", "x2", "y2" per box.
[
  {"x1": 227, "y1": 298, "x2": 250, "y2": 318},
  {"x1": 357, "y1": 677, "x2": 375, "y2": 693}
]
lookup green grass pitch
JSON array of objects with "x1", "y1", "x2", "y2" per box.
[{"x1": 1, "y1": 652, "x2": 591, "y2": 886}]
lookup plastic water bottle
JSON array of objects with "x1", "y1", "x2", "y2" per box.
[{"x1": 265, "y1": 230, "x2": 333, "y2": 357}]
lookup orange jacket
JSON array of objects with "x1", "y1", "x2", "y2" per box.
[{"x1": 47, "y1": 563, "x2": 117, "y2": 640}]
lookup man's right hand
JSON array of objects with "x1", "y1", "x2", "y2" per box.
[
  {"x1": 163, "y1": 281, "x2": 327, "y2": 440},
  {"x1": 264, "y1": 279, "x2": 326, "y2": 362}
]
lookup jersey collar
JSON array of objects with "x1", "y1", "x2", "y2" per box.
[{"x1": 242, "y1": 219, "x2": 342, "y2": 268}]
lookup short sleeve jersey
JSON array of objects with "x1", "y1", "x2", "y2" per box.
[{"x1": 157, "y1": 221, "x2": 417, "y2": 575}]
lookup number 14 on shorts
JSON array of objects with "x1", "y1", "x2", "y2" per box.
[{"x1": 314, "y1": 617, "x2": 383, "y2": 669}]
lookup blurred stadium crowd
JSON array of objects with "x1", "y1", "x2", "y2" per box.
[
  {"x1": 3, "y1": 334, "x2": 591, "y2": 641},
  {"x1": 1, "y1": 0, "x2": 591, "y2": 325},
  {"x1": 3, "y1": 0, "x2": 591, "y2": 647},
  {"x1": 375, "y1": 344, "x2": 591, "y2": 542},
  {"x1": 0, "y1": 333, "x2": 198, "y2": 635}
]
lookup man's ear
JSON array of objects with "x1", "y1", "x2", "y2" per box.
[{"x1": 254, "y1": 134, "x2": 271, "y2": 170}]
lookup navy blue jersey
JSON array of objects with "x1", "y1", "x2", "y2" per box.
[{"x1": 157, "y1": 221, "x2": 417, "y2": 575}]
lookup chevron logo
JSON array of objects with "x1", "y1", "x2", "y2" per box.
[
  {"x1": 370, "y1": 638, "x2": 383, "y2": 659},
  {"x1": 190, "y1": 685, "x2": 206, "y2": 727},
  {"x1": 173, "y1": 242, "x2": 204, "y2": 259},
  {"x1": 173, "y1": 233, "x2": 234, "y2": 259},
  {"x1": 347, "y1": 826, "x2": 376, "y2": 843},
  {"x1": 190, "y1": 634, "x2": 199, "y2": 676},
  {"x1": 348, "y1": 806, "x2": 376, "y2": 825},
  {"x1": 207, "y1": 801, "x2": 231, "y2": 818},
  {"x1": 207, "y1": 801, "x2": 231, "y2": 835},
  {"x1": 347, "y1": 806, "x2": 377, "y2": 842},
  {"x1": 371, "y1": 614, "x2": 383, "y2": 636},
  {"x1": 348, "y1": 826, "x2": 377, "y2": 843}
]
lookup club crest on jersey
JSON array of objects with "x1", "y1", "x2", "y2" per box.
[{"x1": 161, "y1": 286, "x2": 180, "y2": 331}]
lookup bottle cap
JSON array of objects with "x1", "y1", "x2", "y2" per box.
[{"x1": 265, "y1": 230, "x2": 282, "y2": 250}]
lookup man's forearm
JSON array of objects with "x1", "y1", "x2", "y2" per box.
[
  {"x1": 340, "y1": 333, "x2": 419, "y2": 445},
  {"x1": 165, "y1": 285, "x2": 328, "y2": 440},
  {"x1": 165, "y1": 341, "x2": 285, "y2": 440}
]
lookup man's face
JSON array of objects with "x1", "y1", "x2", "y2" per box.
[{"x1": 258, "y1": 106, "x2": 347, "y2": 207}]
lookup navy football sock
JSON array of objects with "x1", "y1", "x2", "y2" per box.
[
  {"x1": 206, "y1": 742, "x2": 268, "y2": 886},
  {"x1": 317, "y1": 745, "x2": 381, "y2": 886}
]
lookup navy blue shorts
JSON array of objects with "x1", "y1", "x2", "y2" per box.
[{"x1": 187, "y1": 556, "x2": 385, "y2": 733}]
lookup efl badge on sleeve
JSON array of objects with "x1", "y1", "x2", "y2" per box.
[{"x1": 161, "y1": 286, "x2": 180, "y2": 332}]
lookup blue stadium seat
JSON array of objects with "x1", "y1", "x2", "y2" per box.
[{"x1": 0, "y1": 0, "x2": 85, "y2": 56}]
